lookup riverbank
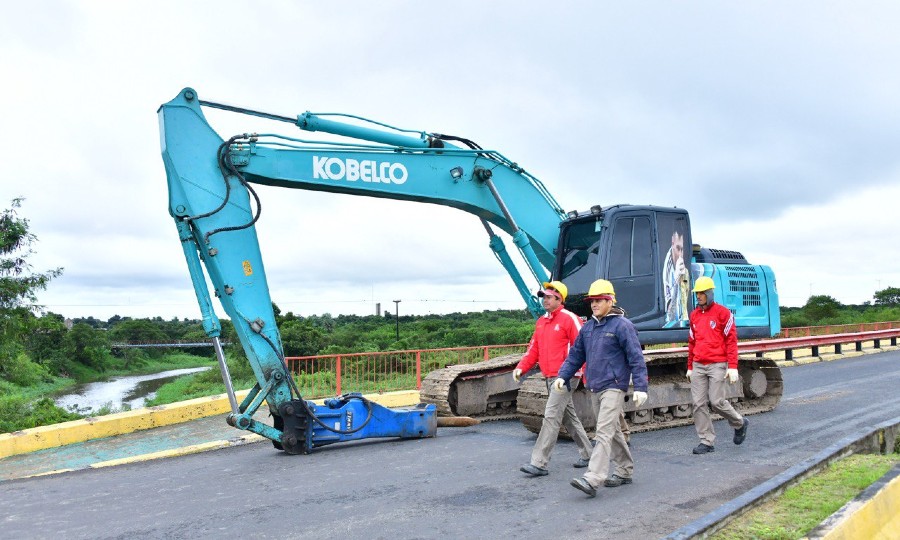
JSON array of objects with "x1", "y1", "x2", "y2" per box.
[{"x1": 0, "y1": 353, "x2": 215, "y2": 433}]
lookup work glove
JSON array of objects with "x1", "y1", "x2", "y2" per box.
[
  {"x1": 686, "y1": 369, "x2": 692, "y2": 381},
  {"x1": 726, "y1": 368, "x2": 739, "y2": 384},
  {"x1": 632, "y1": 391, "x2": 648, "y2": 408},
  {"x1": 552, "y1": 378, "x2": 567, "y2": 392},
  {"x1": 512, "y1": 368, "x2": 522, "y2": 383}
]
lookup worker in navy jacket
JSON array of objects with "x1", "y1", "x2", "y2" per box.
[{"x1": 555, "y1": 279, "x2": 649, "y2": 498}]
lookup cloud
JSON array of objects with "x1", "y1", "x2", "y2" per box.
[{"x1": 2, "y1": 1, "x2": 899, "y2": 321}]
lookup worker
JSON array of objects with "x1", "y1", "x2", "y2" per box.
[
  {"x1": 515, "y1": 281, "x2": 594, "y2": 477},
  {"x1": 687, "y1": 276, "x2": 749, "y2": 455},
  {"x1": 554, "y1": 279, "x2": 649, "y2": 498}
]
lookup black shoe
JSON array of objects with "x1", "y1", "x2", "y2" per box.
[
  {"x1": 603, "y1": 474, "x2": 633, "y2": 488},
  {"x1": 693, "y1": 443, "x2": 715, "y2": 454},
  {"x1": 520, "y1": 464, "x2": 549, "y2": 476},
  {"x1": 734, "y1": 418, "x2": 749, "y2": 445},
  {"x1": 573, "y1": 457, "x2": 590, "y2": 468},
  {"x1": 570, "y1": 477, "x2": 597, "y2": 497}
]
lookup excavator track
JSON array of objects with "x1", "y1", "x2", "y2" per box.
[
  {"x1": 421, "y1": 348, "x2": 783, "y2": 434},
  {"x1": 420, "y1": 353, "x2": 524, "y2": 421},
  {"x1": 517, "y1": 351, "x2": 783, "y2": 437}
]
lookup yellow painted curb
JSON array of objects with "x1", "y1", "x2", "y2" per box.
[
  {"x1": 821, "y1": 469, "x2": 900, "y2": 540},
  {"x1": 0, "y1": 389, "x2": 420, "y2": 459}
]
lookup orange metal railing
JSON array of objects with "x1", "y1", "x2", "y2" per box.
[
  {"x1": 285, "y1": 344, "x2": 527, "y2": 398},
  {"x1": 778, "y1": 321, "x2": 900, "y2": 338},
  {"x1": 281, "y1": 322, "x2": 900, "y2": 399}
]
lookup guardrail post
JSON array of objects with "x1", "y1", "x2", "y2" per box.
[
  {"x1": 416, "y1": 351, "x2": 422, "y2": 389},
  {"x1": 834, "y1": 343, "x2": 841, "y2": 354},
  {"x1": 874, "y1": 339, "x2": 881, "y2": 349},
  {"x1": 483, "y1": 346, "x2": 489, "y2": 361},
  {"x1": 785, "y1": 348, "x2": 793, "y2": 360},
  {"x1": 892, "y1": 337, "x2": 897, "y2": 347},
  {"x1": 336, "y1": 356, "x2": 342, "y2": 395},
  {"x1": 811, "y1": 345, "x2": 819, "y2": 357}
]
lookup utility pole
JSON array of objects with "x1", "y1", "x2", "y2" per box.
[{"x1": 393, "y1": 299, "x2": 401, "y2": 340}]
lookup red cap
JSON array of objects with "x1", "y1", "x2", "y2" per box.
[{"x1": 538, "y1": 288, "x2": 562, "y2": 300}]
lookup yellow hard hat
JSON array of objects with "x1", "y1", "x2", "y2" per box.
[
  {"x1": 585, "y1": 279, "x2": 616, "y2": 302},
  {"x1": 540, "y1": 280, "x2": 568, "y2": 301},
  {"x1": 692, "y1": 276, "x2": 715, "y2": 293}
]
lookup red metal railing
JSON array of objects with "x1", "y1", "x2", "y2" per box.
[
  {"x1": 779, "y1": 321, "x2": 900, "y2": 338},
  {"x1": 285, "y1": 344, "x2": 527, "y2": 398},
  {"x1": 651, "y1": 328, "x2": 900, "y2": 361},
  {"x1": 282, "y1": 324, "x2": 900, "y2": 399}
]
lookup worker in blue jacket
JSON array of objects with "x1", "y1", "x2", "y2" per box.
[{"x1": 554, "y1": 279, "x2": 649, "y2": 498}]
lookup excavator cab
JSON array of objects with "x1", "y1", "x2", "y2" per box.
[{"x1": 555, "y1": 205, "x2": 694, "y2": 344}]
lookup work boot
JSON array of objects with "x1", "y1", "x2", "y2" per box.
[
  {"x1": 573, "y1": 457, "x2": 590, "y2": 468},
  {"x1": 733, "y1": 418, "x2": 749, "y2": 445},
  {"x1": 603, "y1": 474, "x2": 633, "y2": 488},
  {"x1": 570, "y1": 477, "x2": 597, "y2": 497},
  {"x1": 520, "y1": 464, "x2": 549, "y2": 476},
  {"x1": 692, "y1": 443, "x2": 715, "y2": 454}
]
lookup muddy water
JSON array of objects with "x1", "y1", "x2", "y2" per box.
[{"x1": 54, "y1": 366, "x2": 212, "y2": 414}]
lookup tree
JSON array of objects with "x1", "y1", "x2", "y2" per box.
[
  {"x1": 874, "y1": 286, "x2": 900, "y2": 306},
  {"x1": 62, "y1": 323, "x2": 111, "y2": 372},
  {"x1": 802, "y1": 295, "x2": 842, "y2": 322},
  {"x1": 108, "y1": 319, "x2": 168, "y2": 342},
  {"x1": 1, "y1": 199, "x2": 63, "y2": 384},
  {"x1": 0, "y1": 198, "x2": 63, "y2": 311},
  {"x1": 280, "y1": 319, "x2": 325, "y2": 357}
]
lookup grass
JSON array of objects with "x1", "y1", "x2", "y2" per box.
[{"x1": 711, "y1": 453, "x2": 899, "y2": 540}]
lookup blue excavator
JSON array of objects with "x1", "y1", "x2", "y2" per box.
[{"x1": 158, "y1": 88, "x2": 782, "y2": 453}]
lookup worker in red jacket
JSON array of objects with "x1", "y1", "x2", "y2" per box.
[
  {"x1": 515, "y1": 281, "x2": 593, "y2": 477},
  {"x1": 687, "y1": 276, "x2": 749, "y2": 455}
]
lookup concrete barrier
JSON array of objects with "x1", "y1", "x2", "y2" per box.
[
  {"x1": 665, "y1": 415, "x2": 900, "y2": 539},
  {"x1": 0, "y1": 389, "x2": 421, "y2": 459}
]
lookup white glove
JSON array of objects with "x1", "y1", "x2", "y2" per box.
[
  {"x1": 552, "y1": 378, "x2": 566, "y2": 392},
  {"x1": 686, "y1": 369, "x2": 692, "y2": 381},
  {"x1": 726, "y1": 368, "x2": 739, "y2": 384},
  {"x1": 632, "y1": 391, "x2": 648, "y2": 408},
  {"x1": 512, "y1": 368, "x2": 522, "y2": 383}
]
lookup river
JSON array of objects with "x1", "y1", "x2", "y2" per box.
[{"x1": 54, "y1": 366, "x2": 212, "y2": 415}]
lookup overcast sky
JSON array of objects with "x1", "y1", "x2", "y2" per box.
[{"x1": 2, "y1": 2, "x2": 899, "y2": 322}]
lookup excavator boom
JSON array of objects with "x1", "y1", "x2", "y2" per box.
[{"x1": 159, "y1": 88, "x2": 570, "y2": 451}]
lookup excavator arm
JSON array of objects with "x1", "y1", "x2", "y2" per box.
[{"x1": 158, "y1": 88, "x2": 566, "y2": 452}]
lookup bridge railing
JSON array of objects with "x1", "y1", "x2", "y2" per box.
[
  {"x1": 109, "y1": 340, "x2": 231, "y2": 349},
  {"x1": 284, "y1": 344, "x2": 528, "y2": 398},
  {"x1": 779, "y1": 321, "x2": 900, "y2": 338},
  {"x1": 283, "y1": 327, "x2": 900, "y2": 399}
]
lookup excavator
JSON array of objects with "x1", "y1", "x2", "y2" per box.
[{"x1": 158, "y1": 88, "x2": 783, "y2": 452}]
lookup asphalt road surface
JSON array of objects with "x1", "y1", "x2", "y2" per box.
[{"x1": 2, "y1": 351, "x2": 898, "y2": 539}]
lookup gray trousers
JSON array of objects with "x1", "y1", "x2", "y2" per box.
[
  {"x1": 690, "y1": 362, "x2": 744, "y2": 445},
  {"x1": 583, "y1": 389, "x2": 633, "y2": 488},
  {"x1": 530, "y1": 378, "x2": 593, "y2": 469}
]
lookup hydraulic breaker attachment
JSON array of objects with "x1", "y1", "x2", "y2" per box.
[{"x1": 276, "y1": 393, "x2": 437, "y2": 455}]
